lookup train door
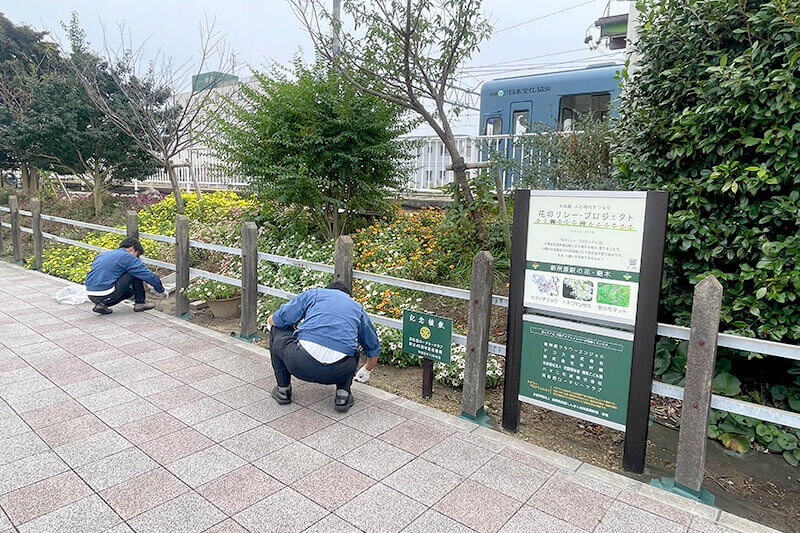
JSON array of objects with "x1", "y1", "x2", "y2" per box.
[{"x1": 507, "y1": 101, "x2": 532, "y2": 188}]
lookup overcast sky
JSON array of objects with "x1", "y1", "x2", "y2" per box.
[{"x1": 5, "y1": 0, "x2": 628, "y2": 134}]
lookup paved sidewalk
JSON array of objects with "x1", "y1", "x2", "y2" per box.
[{"x1": 0, "y1": 262, "x2": 779, "y2": 533}]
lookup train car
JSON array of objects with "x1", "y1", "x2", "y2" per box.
[{"x1": 478, "y1": 62, "x2": 624, "y2": 136}]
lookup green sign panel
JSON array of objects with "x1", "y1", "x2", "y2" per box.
[
  {"x1": 519, "y1": 315, "x2": 633, "y2": 430},
  {"x1": 403, "y1": 310, "x2": 452, "y2": 363}
]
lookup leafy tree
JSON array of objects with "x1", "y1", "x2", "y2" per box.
[
  {"x1": 209, "y1": 58, "x2": 413, "y2": 240},
  {"x1": 292, "y1": 0, "x2": 493, "y2": 246},
  {"x1": 0, "y1": 12, "x2": 59, "y2": 195},
  {"x1": 615, "y1": 0, "x2": 800, "y2": 343},
  {"x1": 14, "y1": 16, "x2": 157, "y2": 215},
  {"x1": 73, "y1": 18, "x2": 235, "y2": 214}
]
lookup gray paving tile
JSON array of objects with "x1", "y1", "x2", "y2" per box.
[
  {"x1": 166, "y1": 444, "x2": 246, "y2": 488},
  {"x1": 0, "y1": 507, "x2": 10, "y2": 531},
  {"x1": 301, "y1": 423, "x2": 372, "y2": 458},
  {"x1": 267, "y1": 408, "x2": 334, "y2": 440},
  {"x1": 54, "y1": 429, "x2": 132, "y2": 468},
  {"x1": 126, "y1": 374, "x2": 182, "y2": 397},
  {"x1": 402, "y1": 509, "x2": 474, "y2": 533},
  {"x1": 255, "y1": 442, "x2": 331, "y2": 485},
  {"x1": 168, "y1": 396, "x2": 231, "y2": 425},
  {"x1": 191, "y1": 374, "x2": 246, "y2": 395},
  {"x1": 77, "y1": 386, "x2": 138, "y2": 413},
  {"x1": 339, "y1": 405, "x2": 406, "y2": 437},
  {"x1": 225, "y1": 362, "x2": 272, "y2": 383},
  {"x1": 213, "y1": 383, "x2": 270, "y2": 408},
  {"x1": 16, "y1": 494, "x2": 121, "y2": 533},
  {"x1": 292, "y1": 461, "x2": 375, "y2": 511},
  {"x1": 60, "y1": 375, "x2": 118, "y2": 399},
  {"x1": 499, "y1": 505, "x2": 582, "y2": 533},
  {"x1": 383, "y1": 457, "x2": 463, "y2": 506},
  {"x1": 239, "y1": 397, "x2": 301, "y2": 422},
  {"x1": 422, "y1": 435, "x2": 495, "y2": 477},
  {"x1": 0, "y1": 431, "x2": 49, "y2": 466},
  {"x1": 0, "y1": 451, "x2": 68, "y2": 496},
  {"x1": 470, "y1": 454, "x2": 551, "y2": 502},
  {"x1": 433, "y1": 480, "x2": 522, "y2": 533},
  {"x1": 303, "y1": 514, "x2": 362, "y2": 533},
  {"x1": 94, "y1": 397, "x2": 160, "y2": 428},
  {"x1": 193, "y1": 410, "x2": 260, "y2": 442},
  {"x1": 220, "y1": 424, "x2": 294, "y2": 462},
  {"x1": 0, "y1": 412, "x2": 32, "y2": 439},
  {"x1": 234, "y1": 487, "x2": 328, "y2": 533},
  {"x1": 4, "y1": 387, "x2": 69, "y2": 413},
  {"x1": 528, "y1": 475, "x2": 614, "y2": 531},
  {"x1": 335, "y1": 483, "x2": 425, "y2": 533},
  {"x1": 76, "y1": 447, "x2": 159, "y2": 492},
  {"x1": 128, "y1": 492, "x2": 226, "y2": 533},
  {"x1": 197, "y1": 465, "x2": 283, "y2": 515},
  {"x1": 596, "y1": 500, "x2": 688, "y2": 533},
  {"x1": 378, "y1": 419, "x2": 452, "y2": 455},
  {"x1": 341, "y1": 439, "x2": 415, "y2": 480}
]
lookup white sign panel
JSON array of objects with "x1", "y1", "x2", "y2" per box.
[{"x1": 524, "y1": 191, "x2": 647, "y2": 326}]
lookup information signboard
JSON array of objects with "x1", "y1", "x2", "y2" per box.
[
  {"x1": 524, "y1": 191, "x2": 647, "y2": 326},
  {"x1": 403, "y1": 310, "x2": 452, "y2": 364},
  {"x1": 520, "y1": 314, "x2": 633, "y2": 430},
  {"x1": 503, "y1": 189, "x2": 668, "y2": 474}
]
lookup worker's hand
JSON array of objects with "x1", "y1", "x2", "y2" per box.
[{"x1": 354, "y1": 365, "x2": 371, "y2": 383}]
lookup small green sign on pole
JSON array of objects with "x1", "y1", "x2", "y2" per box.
[{"x1": 402, "y1": 310, "x2": 452, "y2": 364}]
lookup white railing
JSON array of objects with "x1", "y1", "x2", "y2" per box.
[{"x1": 135, "y1": 134, "x2": 537, "y2": 193}]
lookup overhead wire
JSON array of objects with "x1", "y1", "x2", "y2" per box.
[{"x1": 492, "y1": 0, "x2": 604, "y2": 34}]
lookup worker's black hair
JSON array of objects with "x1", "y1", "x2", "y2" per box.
[
  {"x1": 326, "y1": 281, "x2": 352, "y2": 296},
  {"x1": 119, "y1": 237, "x2": 145, "y2": 257}
]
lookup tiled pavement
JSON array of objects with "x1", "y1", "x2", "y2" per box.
[{"x1": 0, "y1": 262, "x2": 780, "y2": 533}]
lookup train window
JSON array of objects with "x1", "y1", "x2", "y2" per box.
[
  {"x1": 483, "y1": 116, "x2": 502, "y2": 136},
  {"x1": 512, "y1": 111, "x2": 529, "y2": 134},
  {"x1": 558, "y1": 92, "x2": 611, "y2": 130}
]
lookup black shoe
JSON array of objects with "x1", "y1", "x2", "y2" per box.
[
  {"x1": 134, "y1": 302, "x2": 156, "y2": 312},
  {"x1": 92, "y1": 303, "x2": 112, "y2": 315},
  {"x1": 271, "y1": 385, "x2": 292, "y2": 405},
  {"x1": 334, "y1": 390, "x2": 354, "y2": 412}
]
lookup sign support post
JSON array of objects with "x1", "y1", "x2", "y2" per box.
[{"x1": 422, "y1": 359, "x2": 434, "y2": 399}]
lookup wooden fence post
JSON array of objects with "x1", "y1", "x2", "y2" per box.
[
  {"x1": 175, "y1": 215, "x2": 190, "y2": 318},
  {"x1": 461, "y1": 251, "x2": 495, "y2": 422},
  {"x1": 126, "y1": 210, "x2": 139, "y2": 240},
  {"x1": 30, "y1": 198, "x2": 42, "y2": 270},
  {"x1": 239, "y1": 221, "x2": 259, "y2": 341},
  {"x1": 661, "y1": 275, "x2": 722, "y2": 504},
  {"x1": 9, "y1": 195, "x2": 21, "y2": 264},
  {"x1": 334, "y1": 235, "x2": 354, "y2": 292}
]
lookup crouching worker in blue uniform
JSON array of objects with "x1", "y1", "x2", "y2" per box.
[
  {"x1": 85, "y1": 237, "x2": 165, "y2": 315},
  {"x1": 267, "y1": 281, "x2": 380, "y2": 412}
]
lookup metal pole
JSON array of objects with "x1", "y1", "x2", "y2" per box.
[{"x1": 332, "y1": 0, "x2": 342, "y2": 58}]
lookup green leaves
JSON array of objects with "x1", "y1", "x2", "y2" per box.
[{"x1": 712, "y1": 372, "x2": 742, "y2": 396}]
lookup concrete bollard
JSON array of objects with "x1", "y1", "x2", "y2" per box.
[
  {"x1": 175, "y1": 215, "x2": 190, "y2": 318},
  {"x1": 9, "y1": 195, "x2": 21, "y2": 263},
  {"x1": 334, "y1": 235, "x2": 354, "y2": 293},
  {"x1": 126, "y1": 210, "x2": 139, "y2": 240},
  {"x1": 652, "y1": 275, "x2": 722, "y2": 505},
  {"x1": 676, "y1": 276, "x2": 723, "y2": 489},
  {"x1": 239, "y1": 222, "x2": 259, "y2": 341},
  {"x1": 461, "y1": 251, "x2": 495, "y2": 423},
  {"x1": 31, "y1": 198, "x2": 42, "y2": 270}
]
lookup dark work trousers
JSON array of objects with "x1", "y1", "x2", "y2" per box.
[
  {"x1": 88, "y1": 272, "x2": 146, "y2": 307},
  {"x1": 269, "y1": 327, "x2": 359, "y2": 392}
]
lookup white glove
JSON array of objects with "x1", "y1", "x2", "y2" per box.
[{"x1": 354, "y1": 365, "x2": 371, "y2": 383}]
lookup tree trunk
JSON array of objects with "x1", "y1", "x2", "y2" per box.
[
  {"x1": 450, "y1": 155, "x2": 489, "y2": 247},
  {"x1": 165, "y1": 162, "x2": 185, "y2": 214}
]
